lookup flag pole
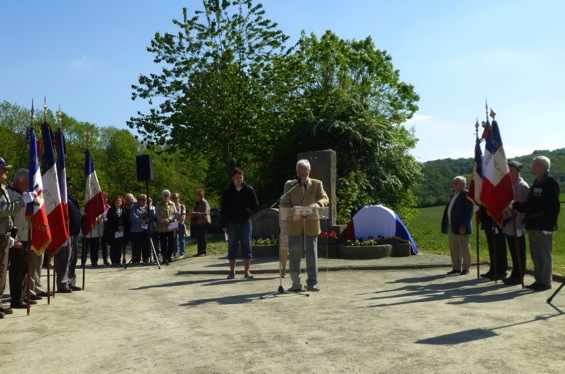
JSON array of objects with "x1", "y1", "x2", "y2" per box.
[
  {"x1": 82, "y1": 132, "x2": 91, "y2": 290},
  {"x1": 474, "y1": 118, "x2": 480, "y2": 279}
]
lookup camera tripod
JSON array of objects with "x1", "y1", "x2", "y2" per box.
[
  {"x1": 547, "y1": 279, "x2": 565, "y2": 304},
  {"x1": 124, "y1": 230, "x2": 160, "y2": 269}
]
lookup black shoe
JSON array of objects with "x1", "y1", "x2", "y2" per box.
[
  {"x1": 70, "y1": 285, "x2": 82, "y2": 291},
  {"x1": 525, "y1": 282, "x2": 539, "y2": 289},
  {"x1": 0, "y1": 311, "x2": 4, "y2": 318},
  {"x1": 57, "y1": 288, "x2": 72, "y2": 293},
  {"x1": 0, "y1": 306, "x2": 14, "y2": 314},
  {"x1": 531, "y1": 283, "x2": 551, "y2": 291},
  {"x1": 10, "y1": 302, "x2": 28, "y2": 309},
  {"x1": 30, "y1": 294, "x2": 42, "y2": 301},
  {"x1": 489, "y1": 273, "x2": 507, "y2": 280},
  {"x1": 446, "y1": 270, "x2": 461, "y2": 275},
  {"x1": 26, "y1": 300, "x2": 38, "y2": 305},
  {"x1": 36, "y1": 291, "x2": 49, "y2": 297},
  {"x1": 480, "y1": 271, "x2": 493, "y2": 278},
  {"x1": 307, "y1": 285, "x2": 320, "y2": 292},
  {"x1": 288, "y1": 285, "x2": 302, "y2": 292},
  {"x1": 502, "y1": 277, "x2": 522, "y2": 285},
  {"x1": 460, "y1": 270, "x2": 470, "y2": 275}
]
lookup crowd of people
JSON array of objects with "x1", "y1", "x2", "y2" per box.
[
  {"x1": 1, "y1": 156, "x2": 332, "y2": 319},
  {"x1": 442, "y1": 156, "x2": 561, "y2": 291}
]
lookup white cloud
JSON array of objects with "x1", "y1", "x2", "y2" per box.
[{"x1": 71, "y1": 56, "x2": 91, "y2": 68}]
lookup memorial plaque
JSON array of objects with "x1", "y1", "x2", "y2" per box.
[{"x1": 251, "y1": 208, "x2": 280, "y2": 240}]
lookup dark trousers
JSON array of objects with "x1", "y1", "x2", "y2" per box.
[
  {"x1": 506, "y1": 234, "x2": 526, "y2": 280},
  {"x1": 100, "y1": 236, "x2": 109, "y2": 264},
  {"x1": 87, "y1": 237, "x2": 101, "y2": 265},
  {"x1": 110, "y1": 237, "x2": 123, "y2": 265},
  {"x1": 194, "y1": 224, "x2": 208, "y2": 254},
  {"x1": 131, "y1": 231, "x2": 151, "y2": 263},
  {"x1": 9, "y1": 245, "x2": 27, "y2": 304},
  {"x1": 55, "y1": 240, "x2": 71, "y2": 291},
  {"x1": 484, "y1": 228, "x2": 508, "y2": 275},
  {"x1": 67, "y1": 236, "x2": 79, "y2": 288},
  {"x1": 159, "y1": 231, "x2": 175, "y2": 261}
]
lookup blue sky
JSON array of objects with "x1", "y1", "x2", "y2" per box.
[{"x1": 2, "y1": 0, "x2": 564, "y2": 162}]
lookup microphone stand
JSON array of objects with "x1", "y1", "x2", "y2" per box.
[{"x1": 261, "y1": 182, "x2": 309, "y2": 299}]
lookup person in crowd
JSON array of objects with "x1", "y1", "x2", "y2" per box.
[
  {"x1": 512, "y1": 156, "x2": 560, "y2": 291},
  {"x1": 6, "y1": 169, "x2": 40, "y2": 308},
  {"x1": 106, "y1": 195, "x2": 128, "y2": 266},
  {"x1": 219, "y1": 168, "x2": 260, "y2": 279},
  {"x1": 190, "y1": 188, "x2": 211, "y2": 257},
  {"x1": 155, "y1": 190, "x2": 178, "y2": 265},
  {"x1": 172, "y1": 192, "x2": 186, "y2": 259},
  {"x1": 129, "y1": 194, "x2": 153, "y2": 264},
  {"x1": 502, "y1": 160, "x2": 529, "y2": 285},
  {"x1": 479, "y1": 205, "x2": 508, "y2": 280},
  {"x1": 122, "y1": 193, "x2": 136, "y2": 264},
  {"x1": 147, "y1": 196, "x2": 160, "y2": 262},
  {"x1": 56, "y1": 177, "x2": 82, "y2": 292},
  {"x1": 85, "y1": 210, "x2": 105, "y2": 267},
  {"x1": 0, "y1": 158, "x2": 36, "y2": 317},
  {"x1": 441, "y1": 176, "x2": 474, "y2": 275},
  {"x1": 100, "y1": 192, "x2": 111, "y2": 265},
  {"x1": 280, "y1": 159, "x2": 329, "y2": 292}
]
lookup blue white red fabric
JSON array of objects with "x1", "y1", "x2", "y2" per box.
[
  {"x1": 40, "y1": 123, "x2": 70, "y2": 254},
  {"x1": 83, "y1": 149, "x2": 106, "y2": 236},
  {"x1": 479, "y1": 120, "x2": 514, "y2": 226},
  {"x1": 27, "y1": 128, "x2": 52, "y2": 254}
]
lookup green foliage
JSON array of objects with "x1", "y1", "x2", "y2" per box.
[{"x1": 128, "y1": 0, "x2": 292, "y2": 192}]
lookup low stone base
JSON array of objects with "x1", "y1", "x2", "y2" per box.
[
  {"x1": 338, "y1": 244, "x2": 393, "y2": 259},
  {"x1": 391, "y1": 243, "x2": 412, "y2": 257},
  {"x1": 252, "y1": 245, "x2": 278, "y2": 257}
]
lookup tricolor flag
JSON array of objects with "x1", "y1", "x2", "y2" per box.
[
  {"x1": 479, "y1": 120, "x2": 514, "y2": 226},
  {"x1": 41, "y1": 123, "x2": 70, "y2": 254},
  {"x1": 83, "y1": 149, "x2": 106, "y2": 236},
  {"x1": 27, "y1": 128, "x2": 52, "y2": 254}
]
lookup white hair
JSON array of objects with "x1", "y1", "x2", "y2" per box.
[
  {"x1": 533, "y1": 156, "x2": 550, "y2": 171},
  {"x1": 296, "y1": 159, "x2": 311, "y2": 171}
]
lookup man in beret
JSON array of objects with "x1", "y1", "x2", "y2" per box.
[{"x1": 501, "y1": 160, "x2": 529, "y2": 285}]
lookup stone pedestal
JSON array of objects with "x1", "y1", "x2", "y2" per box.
[{"x1": 252, "y1": 244, "x2": 278, "y2": 258}]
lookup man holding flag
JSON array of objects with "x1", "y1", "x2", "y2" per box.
[{"x1": 0, "y1": 157, "x2": 37, "y2": 318}]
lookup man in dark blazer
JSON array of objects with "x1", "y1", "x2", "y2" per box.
[
  {"x1": 441, "y1": 176, "x2": 474, "y2": 275},
  {"x1": 513, "y1": 156, "x2": 560, "y2": 291},
  {"x1": 280, "y1": 159, "x2": 329, "y2": 292}
]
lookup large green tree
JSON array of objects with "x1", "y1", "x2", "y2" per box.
[
  {"x1": 128, "y1": 0, "x2": 293, "y2": 197},
  {"x1": 259, "y1": 31, "x2": 422, "y2": 222}
]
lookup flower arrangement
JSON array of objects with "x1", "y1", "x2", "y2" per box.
[
  {"x1": 252, "y1": 237, "x2": 278, "y2": 245},
  {"x1": 319, "y1": 230, "x2": 338, "y2": 240},
  {"x1": 345, "y1": 236, "x2": 383, "y2": 246}
]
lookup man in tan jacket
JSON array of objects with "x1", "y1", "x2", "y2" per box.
[{"x1": 280, "y1": 159, "x2": 329, "y2": 292}]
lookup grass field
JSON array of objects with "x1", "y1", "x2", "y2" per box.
[{"x1": 406, "y1": 204, "x2": 565, "y2": 276}]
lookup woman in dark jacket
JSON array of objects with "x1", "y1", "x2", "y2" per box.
[{"x1": 106, "y1": 195, "x2": 128, "y2": 266}]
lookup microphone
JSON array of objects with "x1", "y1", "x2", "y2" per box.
[{"x1": 290, "y1": 177, "x2": 301, "y2": 187}]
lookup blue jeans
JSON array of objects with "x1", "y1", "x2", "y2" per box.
[
  {"x1": 177, "y1": 223, "x2": 186, "y2": 256},
  {"x1": 227, "y1": 221, "x2": 252, "y2": 260}
]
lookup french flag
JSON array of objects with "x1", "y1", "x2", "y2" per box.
[
  {"x1": 41, "y1": 123, "x2": 70, "y2": 254},
  {"x1": 83, "y1": 149, "x2": 106, "y2": 236},
  {"x1": 480, "y1": 120, "x2": 514, "y2": 226},
  {"x1": 55, "y1": 129, "x2": 69, "y2": 227},
  {"x1": 27, "y1": 128, "x2": 52, "y2": 254}
]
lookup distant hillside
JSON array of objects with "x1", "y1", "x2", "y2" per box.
[{"x1": 415, "y1": 148, "x2": 565, "y2": 207}]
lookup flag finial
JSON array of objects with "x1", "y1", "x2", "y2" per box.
[
  {"x1": 57, "y1": 106, "x2": 62, "y2": 126},
  {"x1": 490, "y1": 108, "x2": 496, "y2": 120},
  {"x1": 43, "y1": 97, "x2": 48, "y2": 123},
  {"x1": 30, "y1": 99, "x2": 35, "y2": 127}
]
